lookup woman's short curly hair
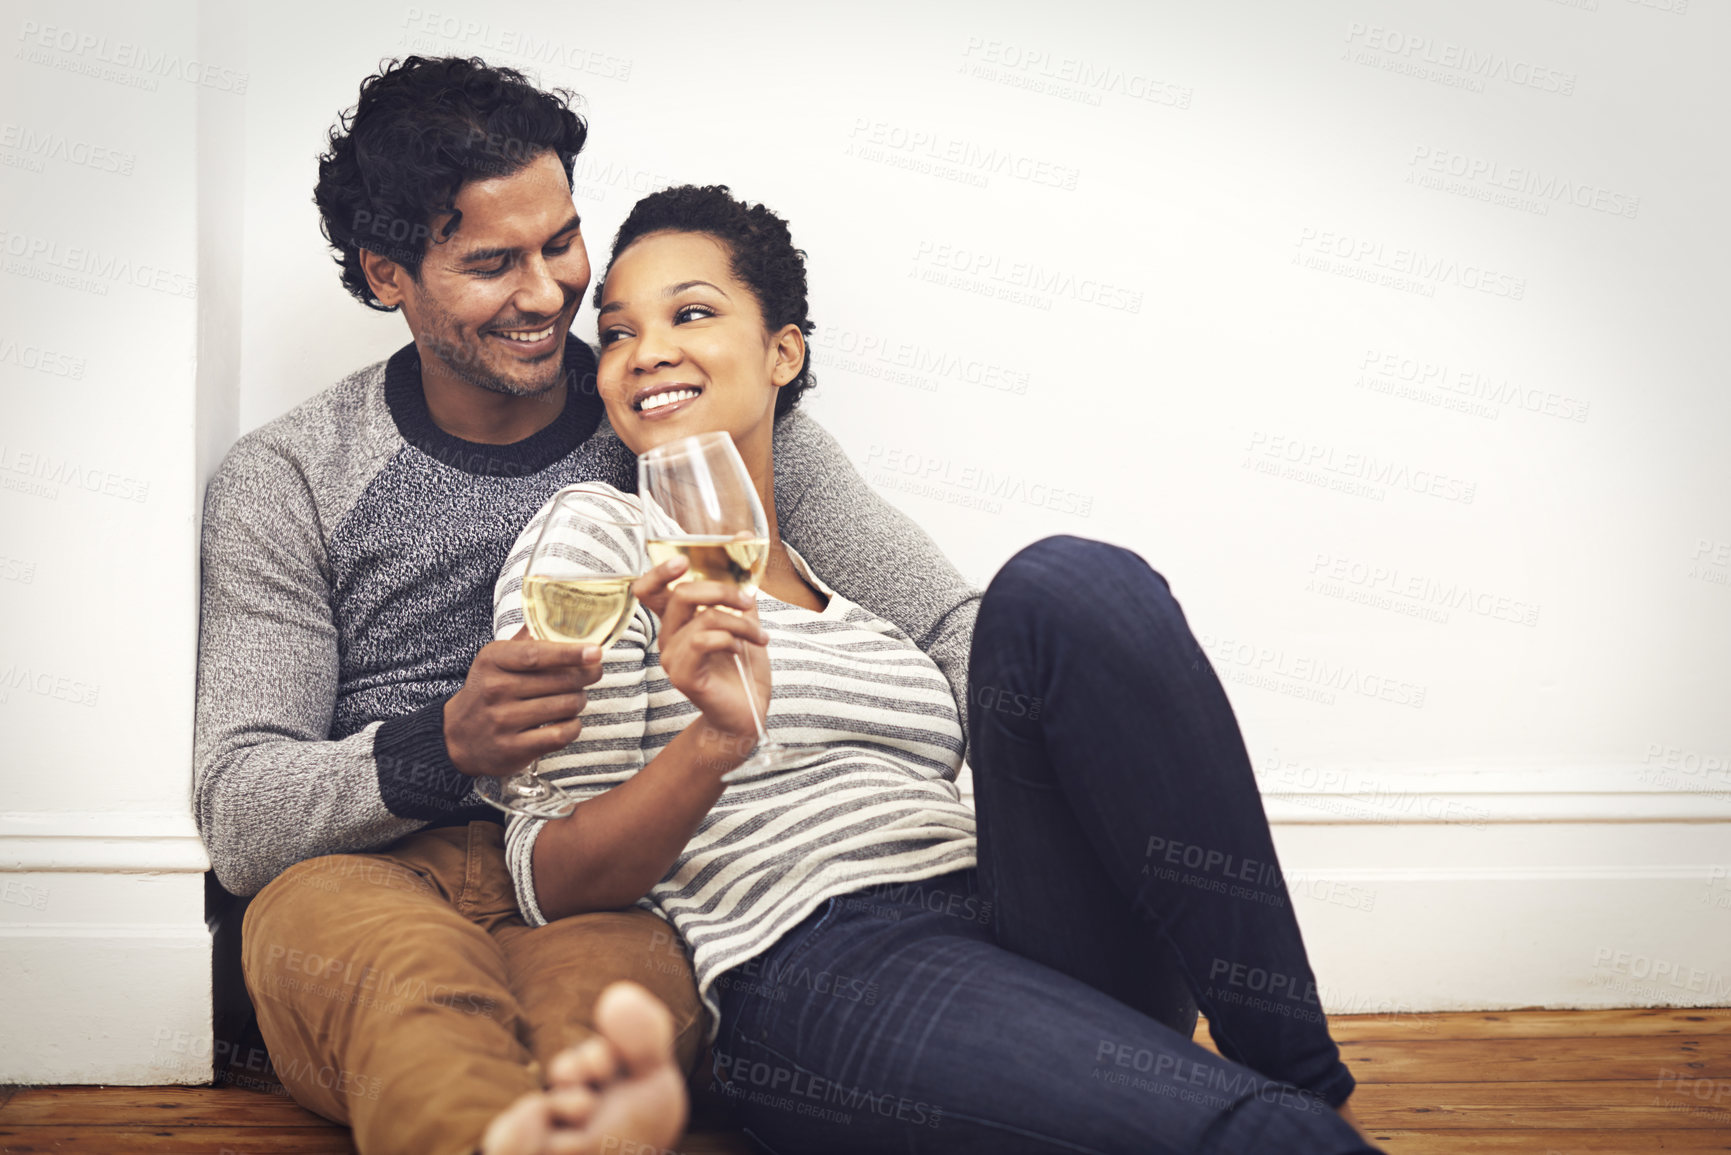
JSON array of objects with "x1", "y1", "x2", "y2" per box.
[
  {"x1": 596, "y1": 185, "x2": 816, "y2": 418},
  {"x1": 314, "y1": 56, "x2": 588, "y2": 311}
]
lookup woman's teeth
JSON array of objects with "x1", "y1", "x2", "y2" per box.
[
  {"x1": 640, "y1": 389, "x2": 700, "y2": 412},
  {"x1": 497, "y1": 324, "x2": 556, "y2": 343}
]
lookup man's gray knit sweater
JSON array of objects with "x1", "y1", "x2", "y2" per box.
[{"x1": 194, "y1": 338, "x2": 980, "y2": 897}]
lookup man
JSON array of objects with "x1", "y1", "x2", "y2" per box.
[{"x1": 194, "y1": 55, "x2": 978, "y2": 1155}]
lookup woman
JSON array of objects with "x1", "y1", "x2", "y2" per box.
[{"x1": 495, "y1": 185, "x2": 1379, "y2": 1154}]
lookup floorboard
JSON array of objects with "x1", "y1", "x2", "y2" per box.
[{"x1": 2, "y1": 1008, "x2": 1727, "y2": 1153}]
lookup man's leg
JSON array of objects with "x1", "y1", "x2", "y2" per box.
[{"x1": 243, "y1": 826, "x2": 540, "y2": 1155}]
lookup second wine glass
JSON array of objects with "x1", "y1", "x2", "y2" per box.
[
  {"x1": 475, "y1": 488, "x2": 644, "y2": 818},
  {"x1": 637, "y1": 431, "x2": 816, "y2": 782}
]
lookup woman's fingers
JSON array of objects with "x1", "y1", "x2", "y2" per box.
[
  {"x1": 630, "y1": 556, "x2": 687, "y2": 617},
  {"x1": 682, "y1": 628, "x2": 759, "y2": 660},
  {"x1": 658, "y1": 580, "x2": 756, "y2": 636},
  {"x1": 680, "y1": 605, "x2": 768, "y2": 645}
]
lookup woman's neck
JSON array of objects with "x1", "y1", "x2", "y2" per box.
[{"x1": 742, "y1": 440, "x2": 827, "y2": 612}]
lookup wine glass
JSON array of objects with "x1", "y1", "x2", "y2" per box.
[
  {"x1": 475, "y1": 490, "x2": 645, "y2": 818},
  {"x1": 637, "y1": 431, "x2": 818, "y2": 782}
]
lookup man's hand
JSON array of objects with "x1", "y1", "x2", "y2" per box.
[{"x1": 444, "y1": 629, "x2": 604, "y2": 777}]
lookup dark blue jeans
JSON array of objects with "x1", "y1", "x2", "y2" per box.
[{"x1": 706, "y1": 537, "x2": 1376, "y2": 1154}]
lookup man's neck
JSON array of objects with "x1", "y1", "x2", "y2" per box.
[{"x1": 420, "y1": 358, "x2": 567, "y2": 446}]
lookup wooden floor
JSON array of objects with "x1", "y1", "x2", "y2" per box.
[{"x1": 2, "y1": 1008, "x2": 1727, "y2": 1153}]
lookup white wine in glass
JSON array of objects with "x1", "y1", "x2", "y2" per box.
[
  {"x1": 476, "y1": 491, "x2": 644, "y2": 819},
  {"x1": 521, "y1": 574, "x2": 638, "y2": 650},
  {"x1": 643, "y1": 537, "x2": 771, "y2": 592}
]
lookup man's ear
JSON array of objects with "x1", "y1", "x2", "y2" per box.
[
  {"x1": 359, "y1": 248, "x2": 411, "y2": 310},
  {"x1": 769, "y1": 324, "x2": 806, "y2": 388}
]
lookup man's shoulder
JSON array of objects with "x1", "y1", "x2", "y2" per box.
[{"x1": 207, "y1": 357, "x2": 402, "y2": 521}]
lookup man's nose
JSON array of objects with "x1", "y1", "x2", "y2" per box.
[{"x1": 513, "y1": 253, "x2": 566, "y2": 319}]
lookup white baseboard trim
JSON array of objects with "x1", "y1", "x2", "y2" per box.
[
  {"x1": 3, "y1": 768, "x2": 1728, "y2": 1085},
  {"x1": 955, "y1": 764, "x2": 1731, "y2": 1015},
  {"x1": 0, "y1": 811, "x2": 212, "y2": 1085},
  {"x1": 0, "y1": 810, "x2": 211, "y2": 872}
]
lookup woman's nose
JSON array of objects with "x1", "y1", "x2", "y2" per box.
[{"x1": 631, "y1": 324, "x2": 679, "y2": 371}]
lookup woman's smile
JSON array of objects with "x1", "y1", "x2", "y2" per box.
[{"x1": 631, "y1": 382, "x2": 706, "y2": 420}]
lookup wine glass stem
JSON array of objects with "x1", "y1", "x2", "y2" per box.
[{"x1": 730, "y1": 651, "x2": 770, "y2": 747}]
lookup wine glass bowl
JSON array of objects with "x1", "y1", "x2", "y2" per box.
[{"x1": 475, "y1": 491, "x2": 645, "y2": 819}]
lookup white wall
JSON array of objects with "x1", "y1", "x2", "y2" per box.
[
  {"x1": 0, "y1": 0, "x2": 223, "y2": 1081},
  {"x1": 2, "y1": 0, "x2": 1725, "y2": 1083},
  {"x1": 233, "y1": 0, "x2": 1731, "y2": 1012}
]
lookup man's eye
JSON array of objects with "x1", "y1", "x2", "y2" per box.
[
  {"x1": 674, "y1": 305, "x2": 715, "y2": 323},
  {"x1": 472, "y1": 261, "x2": 511, "y2": 278},
  {"x1": 546, "y1": 242, "x2": 572, "y2": 257}
]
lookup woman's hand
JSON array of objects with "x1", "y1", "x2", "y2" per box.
[{"x1": 636, "y1": 561, "x2": 770, "y2": 755}]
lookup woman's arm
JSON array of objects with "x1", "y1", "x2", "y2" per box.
[
  {"x1": 496, "y1": 484, "x2": 771, "y2": 922},
  {"x1": 527, "y1": 715, "x2": 742, "y2": 917},
  {"x1": 523, "y1": 568, "x2": 770, "y2": 919}
]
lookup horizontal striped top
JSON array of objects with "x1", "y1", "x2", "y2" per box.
[{"x1": 496, "y1": 483, "x2": 977, "y2": 1036}]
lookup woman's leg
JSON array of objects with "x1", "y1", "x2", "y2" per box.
[
  {"x1": 706, "y1": 872, "x2": 1372, "y2": 1154},
  {"x1": 967, "y1": 535, "x2": 1353, "y2": 1106}
]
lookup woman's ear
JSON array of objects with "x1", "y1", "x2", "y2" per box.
[{"x1": 769, "y1": 324, "x2": 806, "y2": 388}]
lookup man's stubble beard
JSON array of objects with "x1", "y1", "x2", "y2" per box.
[{"x1": 419, "y1": 299, "x2": 567, "y2": 400}]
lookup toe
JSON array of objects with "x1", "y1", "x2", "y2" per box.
[{"x1": 593, "y1": 981, "x2": 676, "y2": 1077}]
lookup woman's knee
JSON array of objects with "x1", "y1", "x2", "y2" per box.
[{"x1": 983, "y1": 535, "x2": 1175, "y2": 631}]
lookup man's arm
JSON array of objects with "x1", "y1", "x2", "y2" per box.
[
  {"x1": 771, "y1": 410, "x2": 980, "y2": 740},
  {"x1": 193, "y1": 442, "x2": 433, "y2": 897}
]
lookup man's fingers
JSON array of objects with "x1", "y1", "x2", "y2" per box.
[
  {"x1": 498, "y1": 692, "x2": 588, "y2": 732},
  {"x1": 491, "y1": 638, "x2": 604, "y2": 674},
  {"x1": 492, "y1": 666, "x2": 598, "y2": 700},
  {"x1": 509, "y1": 719, "x2": 586, "y2": 764}
]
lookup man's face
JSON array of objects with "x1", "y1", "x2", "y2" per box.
[{"x1": 382, "y1": 150, "x2": 590, "y2": 398}]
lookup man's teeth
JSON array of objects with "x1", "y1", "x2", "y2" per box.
[
  {"x1": 640, "y1": 389, "x2": 699, "y2": 411},
  {"x1": 497, "y1": 324, "x2": 556, "y2": 343}
]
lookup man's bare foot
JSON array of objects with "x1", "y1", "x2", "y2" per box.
[{"x1": 480, "y1": 981, "x2": 689, "y2": 1155}]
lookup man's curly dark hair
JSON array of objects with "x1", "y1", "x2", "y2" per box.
[
  {"x1": 595, "y1": 185, "x2": 816, "y2": 418},
  {"x1": 314, "y1": 56, "x2": 589, "y2": 311}
]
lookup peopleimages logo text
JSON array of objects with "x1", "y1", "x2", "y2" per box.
[
  {"x1": 1344, "y1": 23, "x2": 1576, "y2": 95},
  {"x1": 15, "y1": 21, "x2": 249, "y2": 92},
  {"x1": 1295, "y1": 229, "x2": 1524, "y2": 301}
]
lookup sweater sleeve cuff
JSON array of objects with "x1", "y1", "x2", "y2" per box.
[{"x1": 373, "y1": 698, "x2": 480, "y2": 819}]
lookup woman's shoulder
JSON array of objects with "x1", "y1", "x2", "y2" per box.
[{"x1": 543, "y1": 480, "x2": 641, "y2": 518}]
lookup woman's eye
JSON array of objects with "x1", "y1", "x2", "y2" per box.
[
  {"x1": 674, "y1": 304, "x2": 715, "y2": 324},
  {"x1": 598, "y1": 327, "x2": 629, "y2": 347}
]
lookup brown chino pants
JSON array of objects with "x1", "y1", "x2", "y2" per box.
[{"x1": 241, "y1": 822, "x2": 706, "y2": 1155}]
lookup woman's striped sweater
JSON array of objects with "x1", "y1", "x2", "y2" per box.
[{"x1": 495, "y1": 484, "x2": 978, "y2": 1036}]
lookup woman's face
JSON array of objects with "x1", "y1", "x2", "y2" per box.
[{"x1": 595, "y1": 230, "x2": 803, "y2": 460}]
